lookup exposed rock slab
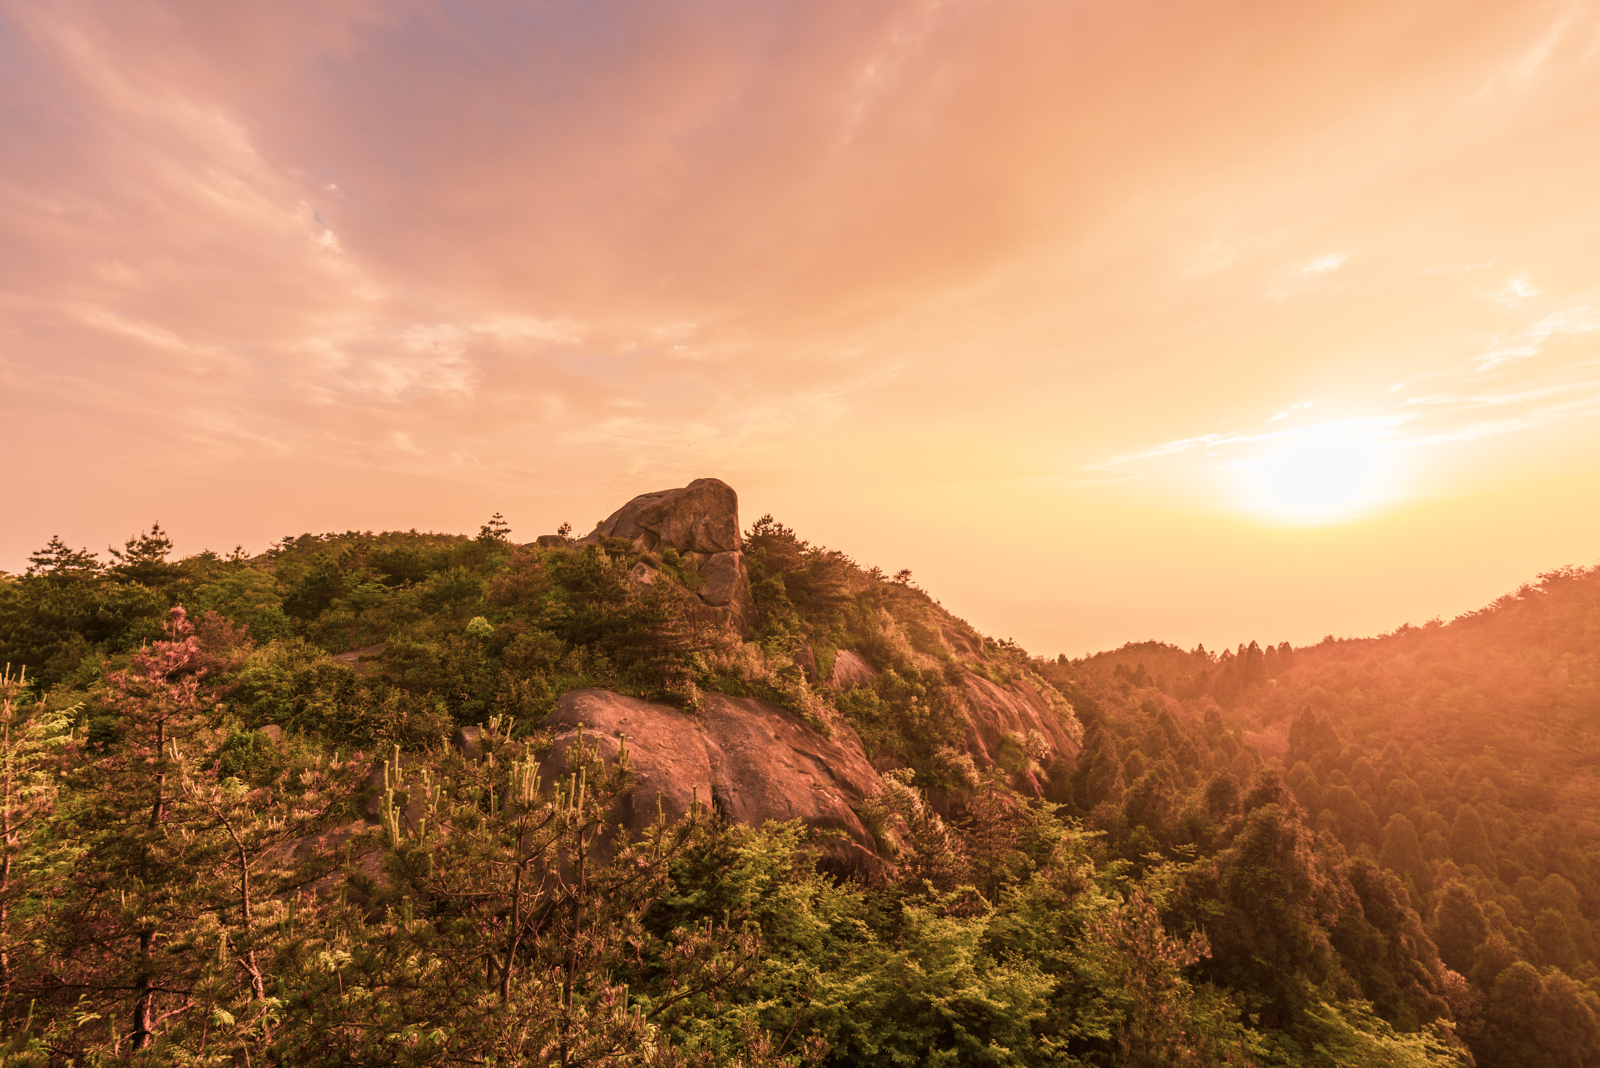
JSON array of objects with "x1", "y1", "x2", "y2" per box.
[
  {"x1": 825, "y1": 647, "x2": 1080, "y2": 796},
  {"x1": 791, "y1": 642, "x2": 819, "y2": 687},
  {"x1": 698, "y1": 551, "x2": 745, "y2": 606},
  {"x1": 828, "y1": 649, "x2": 878, "y2": 690},
  {"x1": 958, "y1": 673, "x2": 1081, "y2": 768},
  {"x1": 540, "y1": 688, "x2": 886, "y2": 878}
]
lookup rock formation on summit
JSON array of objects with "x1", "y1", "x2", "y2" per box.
[
  {"x1": 580, "y1": 477, "x2": 758, "y2": 633},
  {"x1": 513, "y1": 475, "x2": 1086, "y2": 871},
  {"x1": 583, "y1": 477, "x2": 742, "y2": 555}
]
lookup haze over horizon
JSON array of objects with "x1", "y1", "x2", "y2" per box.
[{"x1": 4, "y1": 0, "x2": 1599, "y2": 658}]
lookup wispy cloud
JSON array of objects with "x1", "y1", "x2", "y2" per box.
[
  {"x1": 1268, "y1": 253, "x2": 1348, "y2": 300},
  {"x1": 1475, "y1": 301, "x2": 1600, "y2": 370},
  {"x1": 1268, "y1": 401, "x2": 1314, "y2": 422},
  {"x1": 1490, "y1": 273, "x2": 1539, "y2": 306},
  {"x1": 1300, "y1": 254, "x2": 1347, "y2": 275}
]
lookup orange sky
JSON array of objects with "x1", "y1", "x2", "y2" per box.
[{"x1": 3, "y1": 0, "x2": 1599, "y2": 656}]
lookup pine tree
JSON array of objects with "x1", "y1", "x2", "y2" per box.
[
  {"x1": 0, "y1": 667, "x2": 70, "y2": 1009},
  {"x1": 478, "y1": 512, "x2": 513, "y2": 543},
  {"x1": 35, "y1": 606, "x2": 364, "y2": 1058},
  {"x1": 25, "y1": 536, "x2": 101, "y2": 579},
  {"x1": 270, "y1": 720, "x2": 762, "y2": 1065},
  {"x1": 108, "y1": 522, "x2": 176, "y2": 586}
]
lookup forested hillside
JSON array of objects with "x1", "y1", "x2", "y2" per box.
[
  {"x1": 1, "y1": 500, "x2": 1590, "y2": 1065},
  {"x1": 1046, "y1": 564, "x2": 1600, "y2": 1067}
]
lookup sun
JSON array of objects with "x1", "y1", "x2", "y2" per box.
[{"x1": 1228, "y1": 421, "x2": 1403, "y2": 525}]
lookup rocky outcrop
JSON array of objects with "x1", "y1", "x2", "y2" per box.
[
  {"x1": 582, "y1": 477, "x2": 757, "y2": 634},
  {"x1": 539, "y1": 688, "x2": 887, "y2": 879},
  {"x1": 791, "y1": 642, "x2": 819, "y2": 687},
  {"x1": 828, "y1": 649, "x2": 878, "y2": 690},
  {"x1": 697, "y1": 550, "x2": 748, "y2": 607},
  {"x1": 583, "y1": 477, "x2": 742, "y2": 555},
  {"x1": 958, "y1": 673, "x2": 1080, "y2": 793},
  {"x1": 827, "y1": 647, "x2": 1079, "y2": 794}
]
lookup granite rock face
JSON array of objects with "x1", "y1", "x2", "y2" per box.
[
  {"x1": 697, "y1": 551, "x2": 747, "y2": 607},
  {"x1": 583, "y1": 477, "x2": 757, "y2": 634},
  {"x1": 584, "y1": 477, "x2": 742, "y2": 555},
  {"x1": 957, "y1": 673, "x2": 1080, "y2": 794},
  {"x1": 539, "y1": 688, "x2": 887, "y2": 879},
  {"x1": 826, "y1": 647, "x2": 1079, "y2": 795},
  {"x1": 827, "y1": 649, "x2": 878, "y2": 690}
]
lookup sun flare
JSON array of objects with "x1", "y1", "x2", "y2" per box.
[{"x1": 1229, "y1": 421, "x2": 1403, "y2": 525}]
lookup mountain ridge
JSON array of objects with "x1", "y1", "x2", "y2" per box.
[{"x1": 3, "y1": 478, "x2": 1598, "y2": 1065}]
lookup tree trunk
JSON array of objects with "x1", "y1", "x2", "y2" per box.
[{"x1": 131, "y1": 929, "x2": 155, "y2": 1050}]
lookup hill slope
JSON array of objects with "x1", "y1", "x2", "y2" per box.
[
  {"x1": 2, "y1": 482, "x2": 1592, "y2": 1065},
  {"x1": 1044, "y1": 563, "x2": 1600, "y2": 1066}
]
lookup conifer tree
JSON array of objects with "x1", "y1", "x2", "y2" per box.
[
  {"x1": 25, "y1": 536, "x2": 102, "y2": 579},
  {"x1": 270, "y1": 720, "x2": 763, "y2": 1065},
  {"x1": 37, "y1": 606, "x2": 364, "y2": 1058},
  {"x1": 0, "y1": 667, "x2": 70, "y2": 1010},
  {"x1": 109, "y1": 522, "x2": 176, "y2": 585}
]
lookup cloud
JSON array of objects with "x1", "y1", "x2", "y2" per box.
[
  {"x1": 1267, "y1": 253, "x2": 1349, "y2": 300},
  {"x1": 3, "y1": 0, "x2": 1600, "y2": 573},
  {"x1": 1300, "y1": 254, "x2": 1347, "y2": 275},
  {"x1": 1269, "y1": 401, "x2": 1315, "y2": 421},
  {"x1": 1475, "y1": 301, "x2": 1600, "y2": 370},
  {"x1": 1489, "y1": 273, "x2": 1539, "y2": 306}
]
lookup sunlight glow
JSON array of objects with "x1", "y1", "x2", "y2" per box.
[{"x1": 1228, "y1": 421, "x2": 1404, "y2": 525}]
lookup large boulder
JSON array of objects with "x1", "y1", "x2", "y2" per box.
[
  {"x1": 697, "y1": 551, "x2": 746, "y2": 606},
  {"x1": 540, "y1": 689, "x2": 887, "y2": 879},
  {"x1": 584, "y1": 477, "x2": 741, "y2": 555},
  {"x1": 583, "y1": 477, "x2": 757, "y2": 634}
]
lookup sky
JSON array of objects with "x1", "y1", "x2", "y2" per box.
[{"x1": 3, "y1": 0, "x2": 1599, "y2": 658}]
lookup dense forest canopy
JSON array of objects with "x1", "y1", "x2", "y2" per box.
[{"x1": 1, "y1": 514, "x2": 1595, "y2": 1065}]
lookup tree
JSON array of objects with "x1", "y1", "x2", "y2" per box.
[
  {"x1": 108, "y1": 522, "x2": 176, "y2": 585},
  {"x1": 1431, "y1": 884, "x2": 1488, "y2": 975},
  {"x1": 35, "y1": 606, "x2": 363, "y2": 1058},
  {"x1": 25, "y1": 536, "x2": 102, "y2": 579},
  {"x1": 1449, "y1": 805, "x2": 1493, "y2": 873},
  {"x1": 0, "y1": 667, "x2": 70, "y2": 1008},
  {"x1": 1074, "y1": 886, "x2": 1254, "y2": 1067},
  {"x1": 1533, "y1": 908, "x2": 1579, "y2": 972},
  {"x1": 1191, "y1": 800, "x2": 1340, "y2": 1030},
  {"x1": 479, "y1": 512, "x2": 513, "y2": 543},
  {"x1": 272, "y1": 721, "x2": 765, "y2": 1065},
  {"x1": 1380, "y1": 814, "x2": 1427, "y2": 894}
]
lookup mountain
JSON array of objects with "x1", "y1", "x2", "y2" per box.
[
  {"x1": 0, "y1": 478, "x2": 1594, "y2": 1065},
  {"x1": 1041, "y1": 565, "x2": 1600, "y2": 1065}
]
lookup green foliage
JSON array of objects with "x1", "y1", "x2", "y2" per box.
[
  {"x1": 17, "y1": 515, "x2": 1596, "y2": 1064},
  {"x1": 1048, "y1": 563, "x2": 1600, "y2": 1067},
  {"x1": 107, "y1": 521, "x2": 177, "y2": 586},
  {"x1": 186, "y1": 565, "x2": 294, "y2": 642}
]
